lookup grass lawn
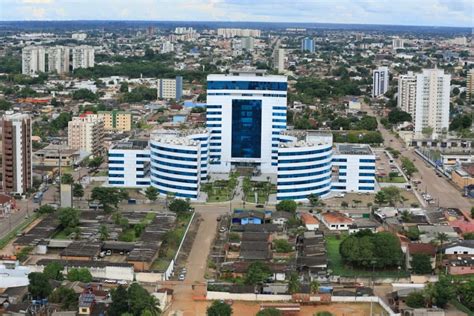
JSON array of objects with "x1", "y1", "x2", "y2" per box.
[
  {"x1": 377, "y1": 176, "x2": 406, "y2": 183},
  {"x1": 202, "y1": 183, "x2": 232, "y2": 202},
  {"x1": 244, "y1": 191, "x2": 268, "y2": 204},
  {"x1": 52, "y1": 230, "x2": 70, "y2": 240},
  {"x1": 326, "y1": 236, "x2": 410, "y2": 278}
]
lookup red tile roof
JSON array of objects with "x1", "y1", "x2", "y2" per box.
[
  {"x1": 301, "y1": 213, "x2": 319, "y2": 225},
  {"x1": 407, "y1": 243, "x2": 436, "y2": 256}
]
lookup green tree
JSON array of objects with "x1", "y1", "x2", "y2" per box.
[
  {"x1": 245, "y1": 262, "x2": 272, "y2": 285},
  {"x1": 168, "y1": 198, "x2": 191, "y2": 215},
  {"x1": 0, "y1": 99, "x2": 12, "y2": 111},
  {"x1": 456, "y1": 279, "x2": 474, "y2": 311},
  {"x1": 308, "y1": 193, "x2": 323, "y2": 208},
  {"x1": 411, "y1": 254, "x2": 432, "y2": 274},
  {"x1": 49, "y1": 286, "x2": 78, "y2": 310},
  {"x1": 310, "y1": 280, "x2": 320, "y2": 294},
  {"x1": 72, "y1": 88, "x2": 98, "y2": 101},
  {"x1": 401, "y1": 157, "x2": 417, "y2": 177},
  {"x1": 37, "y1": 205, "x2": 56, "y2": 214},
  {"x1": 61, "y1": 174, "x2": 74, "y2": 185},
  {"x1": 67, "y1": 268, "x2": 93, "y2": 282},
  {"x1": 88, "y1": 156, "x2": 104, "y2": 169},
  {"x1": 273, "y1": 239, "x2": 293, "y2": 253},
  {"x1": 406, "y1": 291, "x2": 426, "y2": 308},
  {"x1": 28, "y1": 272, "x2": 53, "y2": 299},
  {"x1": 109, "y1": 285, "x2": 129, "y2": 316},
  {"x1": 315, "y1": 313, "x2": 334, "y2": 316},
  {"x1": 58, "y1": 207, "x2": 80, "y2": 234},
  {"x1": 388, "y1": 109, "x2": 412, "y2": 124},
  {"x1": 91, "y1": 187, "x2": 128, "y2": 212},
  {"x1": 257, "y1": 308, "x2": 282, "y2": 316},
  {"x1": 275, "y1": 200, "x2": 297, "y2": 213},
  {"x1": 425, "y1": 275, "x2": 455, "y2": 308},
  {"x1": 207, "y1": 300, "x2": 232, "y2": 316},
  {"x1": 120, "y1": 82, "x2": 129, "y2": 93},
  {"x1": 288, "y1": 272, "x2": 301, "y2": 294},
  {"x1": 73, "y1": 183, "x2": 84, "y2": 198},
  {"x1": 145, "y1": 186, "x2": 158, "y2": 201},
  {"x1": 128, "y1": 283, "x2": 160, "y2": 316},
  {"x1": 99, "y1": 224, "x2": 109, "y2": 241},
  {"x1": 43, "y1": 262, "x2": 64, "y2": 281}
]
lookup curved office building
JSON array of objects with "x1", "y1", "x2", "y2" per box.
[
  {"x1": 149, "y1": 129, "x2": 209, "y2": 200},
  {"x1": 277, "y1": 132, "x2": 333, "y2": 201}
]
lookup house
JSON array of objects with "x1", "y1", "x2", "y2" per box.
[
  {"x1": 418, "y1": 225, "x2": 459, "y2": 243},
  {"x1": 232, "y1": 210, "x2": 266, "y2": 225},
  {"x1": 348, "y1": 218, "x2": 381, "y2": 234},
  {"x1": 0, "y1": 194, "x2": 15, "y2": 217},
  {"x1": 271, "y1": 211, "x2": 292, "y2": 226},
  {"x1": 240, "y1": 241, "x2": 271, "y2": 260},
  {"x1": 221, "y1": 262, "x2": 287, "y2": 281},
  {"x1": 319, "y1": 211, "x2": 353, "y2": 231},
  {"x1": 300, "y1": 213, "x2": 319, "y2": 231},
  {"x1": 296, "y1": 231, "x2": 328, "y2": 280},
  {"x1": 442, "y1": 240, "x2": 474, "y2": 256},
  {"x1": 78, "y1": 293, "x2": 95, "y2": 315},
  {"x1": 406, "y1": 243, "x2": 436, "y2": 271}
]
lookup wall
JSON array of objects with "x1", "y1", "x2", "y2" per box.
[{"x1": 135, "y1": 272, "x2": 164, "y2": 283}]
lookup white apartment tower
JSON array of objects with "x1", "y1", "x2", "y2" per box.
[
  {"x1": 398, "y1": 72, "x2": 417, "y2": 117},
  {"x1": 47, "y1": 46, "x2": 70, "y2": 74},
  {"x1": 72, "y1": 46, "x2": 95, "y2": 69},
  {"x1": 22, "y1": 46, "x2": 45, "y2": 75},
  {"x1": 273, "y1": 48, "x2": 285, "y2": 74},
  {"x1": 467, "y1": 69, "x2": 474, "y2": 101},
  {"x1": 414, "y1": 69, "x2": 451, "y2": 136},
  {"x1": 372, "y1": 66, "x2": 389, "y2": 97},
  {"x1": 392, "y1": 37, "x2": 405, "y2": 49},
  {"x1": 67, "y1": 114, "x2": 104, "y2": 156}
]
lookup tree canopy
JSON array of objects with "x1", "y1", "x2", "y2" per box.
[
  {"x1": 275, "y1": 200, "x2": 297, "y2": 213},
  {"x1": 207, "y1": 300, "x2": 232, "y2": 316},
  {"x1": 245, "y1": 262, "x2": 272, "y2": 285},
  {"x1": 28, "y1": 272, "x2": 53, "y2": 299}
]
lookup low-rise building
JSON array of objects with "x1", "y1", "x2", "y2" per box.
[
  {"x1": 318, "y1": 211, "x2": 353, "y2": 231},
  {"x1": 107, "y1": 140, "x2": 150, "y2": 188},
  {"x1": 300, "y1": 213, "x2": 319, "y2": 231},
  {"x1": 406, "y1": 243, "x2": 436, "y2": 271}
]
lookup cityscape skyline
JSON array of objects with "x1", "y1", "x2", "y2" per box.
[{"x1": 0, "y1": 0, "x2": 472, "y2": 28}]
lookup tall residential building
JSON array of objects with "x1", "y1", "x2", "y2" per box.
[
  {"x1": 301, "y1": 37, "x2": 315, "y2": 53},
  {"x1": 72, "y1": 33, "x2": 87, "y2": 40},
  {"x1": 372, "y1": 66, "x2": 389, "y2": 97},
  {"x1": 217, "y1": 28, "x2": 261, "y2": 38},
  {"x1": 161, "y1": 41, "x2": 174, "y2": 53},
  {"x1": 1, "y1": 113, "x2": 32, "y2": 195},
  {"x1": 241, "y1": 37, "x2": 255, "y2": 51},
  {"x1": 47, "y1": 46, "x2": 70, "y2": 74},
  {"x1": 206, "y1": 71, "x2": 288, "y2": 174},
  {"x1": 22, "y1": 46, "x2": 45, "y2": 75},
  {"x1": 414, "y1": 69, "x2": 451, "y2": 135},
  {"x1": 72, "y1": 46, "x2": 94, "y2": 70},
  {"x1": 273, "y1": 48, "x2": 285, "y2": 73},
  {"x1": 398, "y1": 72, "x2": 417, "y2": 117},
  {"x1": 392, "y1": 37, "x2": 405, "y2": 49},
  {"x1": 467, "y1": 69, "x2": 474, "y2": 101},
  {"x1": 67, "y1": 113, "x2": 104, "y2": 156},
  {"x1": 97, "y1": 111, "x2": 132, "y2": 132},
  {"x1": 157, "y1": 76, "x2": 183, "y2": 100}
]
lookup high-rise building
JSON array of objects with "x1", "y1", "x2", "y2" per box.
[
  {"x1": 1, "y1": 113, "x2": 32, "y2": 195},
  {"x1": 301, "y1": 37, "x2": 315, "y2": 53},
  {"x1": 22, "y1": 46, "x2": 45, "y2": 75},
  {"x1": 108, "y1": 140, "x2": 151, "y2": 188},
  {"x1": 161, "y1": 41, "x2": 174, "y2": 53},
  {"x1": 398, "y1": 72, "x2": 417, "y2": 117},
  {"x1": 67, "y1": 113, "x2": 104, "y2": 156},
  {"x1": 97, "y1": 111, "x2": 132, "y2": 132},
  {"x1": 372, "y1": 66, "x2": 389, "y2": 97},
  {"x1": 392, "y1": 37, "x2": 405, "y2": 49},
  {"x1": 467, "y1": 69, "x2": 474, "y2": 101},
  {"x1": 157, "y1": 76, "x2": 183, "y2": 100},
  {"x1": 72, "y1": 46, "x2": 94, "y2": 70},
  {"x1": 47, "y1": 46, "x2": 70, "y2": 74},
  {"x1": 241, "y1": 37, "x2": 255, "y2": 51},
  {"x1": 414, "y1": 69, "x2": 451, "y2": 135},
  {"x1": 217, "y1": 28, "x2": 261, "y2": 38},
  {"x1": 273, "y1": 48, "x2": 285, "y2": 73},
  {"x1": 72, "y1": 33, "x2": 87, "y2": 40},
  {"x1": 206, "y1": 71, "x2": 288, "y2": 174}
]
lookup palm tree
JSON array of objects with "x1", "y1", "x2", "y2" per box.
[
  {"x1": 434, "y1": 232, "x2": 449, "y2": 268},
  {"x1": 310, "y1": 280, "x2": 320, "y2": 294}
]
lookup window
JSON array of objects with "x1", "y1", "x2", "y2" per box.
[
  {"x1": 273, "y1": 106, "x2": 287, "y2": 110},
  {"x1": 358, "y1": 186, "x2": 374, "y2": 190},
  {"x1": 359, "y1": 166, "x2": 375, "y2": 170},
  {"x1": 232, "y1": 99, "x2": 262, "y2": 158},
  {"x1": 359, "y1": 159, "x2": 376, "y2": 163},
  {"x1": 333, "y1": 158, "x2": 347, "y2": 162},
  {"x1": 109, "y1": 180, "x2": 124, "y2": 185},
  {"x1": 109, "y1": 167, "x2": 124, "y2": 171},
  {"x1": 108, "y1": 174, "x2": 124, "y2": 178},
  {"x1": 279, "y1": 154, "x2": 332, "y2": 164},
  {"x1": 151, "y1": 152, "x2": 197, "y2": 162},
  {"x1": 108, "y1": 153, "x2": 124, "y2": 157},
  {"x1": 206, "y1": 105, "x2": 222, "y2": 109},
  {"x1": 278, "y1": 162, "x2": 331, "y2": 171},
  {"x1": 109, "y1": 160, "x2": 124, "y2": 164},
  {"x1": 272, "y1": 112, "x2": 286, "y2": 116},
  {"x1": 279, "y1": 147, "x2": 332, "y2": 156},
  {"x1": 272, "y1": 125, "x2": 286, "y2": 129},
  {"x1": 206, "y1": 117, "x2": 221, "y2": 121},
  {"x1": 272, "y1": 119, "x2": 286, "y2": 123},
  {"x1": 136, "y1": 154, "x2": 150, "y2": 158},
  {"x1": 136, "y1": 181, "x2": 150, "y2": 185},
  {"x1": 207, "y1": 124, "x2": 222, "y2": 128},
  {"x1": 151, "y1": 144, "x2": 197, "y2": 155},
  {"x1": 359, "y1": 173, "x2": 375, "y2": 177},
  {"x1": 359, "y1": 179, "x2": 375, "y2": 183}
]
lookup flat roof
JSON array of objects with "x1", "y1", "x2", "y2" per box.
[
  {"x1": 336, "y1": 143, "x2": 373, "y2": 155},
  {"x1": 112, "y1": 140, "x2": 149, "y2": 150}
]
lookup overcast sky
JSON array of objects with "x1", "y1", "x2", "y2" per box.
[{"x1": 0, "y1": 0, "x2": 472, "y2": 27}]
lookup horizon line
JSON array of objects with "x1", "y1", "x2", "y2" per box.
[{"x1": 0, "y1": 19, "x2": 470, "y2": 29}]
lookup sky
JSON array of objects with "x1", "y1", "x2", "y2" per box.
[{"x1": 0, "y1": 0, "x2": 472, "y2": 27}]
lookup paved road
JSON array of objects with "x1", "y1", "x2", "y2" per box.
[
  {"x1": 367, "y1": 105, "x2": 473, "y2": 211},
  {"x1": 166, "y1": 204, "x2": 230, "y2": 316}
]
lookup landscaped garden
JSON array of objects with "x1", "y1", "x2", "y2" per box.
[
  {"x1": 201, "y1": 173, "x2": 238, "y2": 202},
  {"x1": 242, "y1": 177, "x2": 276, "y2": 204}
]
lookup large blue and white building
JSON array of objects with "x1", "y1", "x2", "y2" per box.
[
  {"x1": 206, "y1": 71, "x2": 288, "y2": 174},
  {"x1": 301, "y1": 37, "x2": 315, "y2": 53},
  {"x1": 107, "y1": 71, "x2": 376, "y2": 201}
]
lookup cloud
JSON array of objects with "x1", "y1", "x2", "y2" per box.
[{"x1": 0, "y1": 0, "x2": 470, "y2": 27}]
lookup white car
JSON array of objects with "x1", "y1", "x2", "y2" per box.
[{"x1": 178, "y1": 274, "x2": 185, "y2": 281}]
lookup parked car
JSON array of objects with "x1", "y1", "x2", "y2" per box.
[{"x1": 178, "y1": 274, "x2": 185, "y2": 281}]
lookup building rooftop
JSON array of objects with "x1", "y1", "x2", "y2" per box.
[
  {"x1": 407, "y1": 243, "x2": 436, "y2": 256},
  {"x1": 150, "y1": 128, "x2": 208, "y2": 147},
  {"x1": 321, "y1": 212, "x2": 353, "y2": 224},
  {"x1": 336, "y1": 144, "x2": 373, "y2": 155},
  {"x1": 112, "y1": 140, "x2": 149, "y2": 150}
]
